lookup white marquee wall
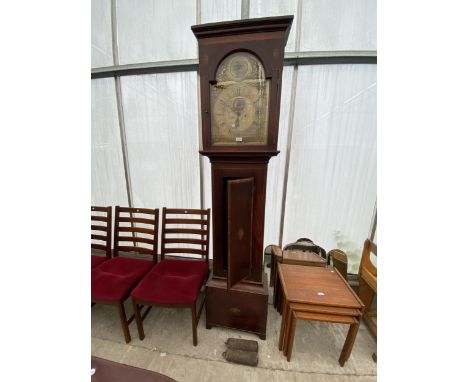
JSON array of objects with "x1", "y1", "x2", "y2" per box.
[{"x1": 91, "y1": 0, "x2": 377, "y2": 273}]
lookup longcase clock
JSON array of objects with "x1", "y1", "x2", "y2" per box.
[{"x1": 192, "y1": 16, "x2": 293, "y2": 339}]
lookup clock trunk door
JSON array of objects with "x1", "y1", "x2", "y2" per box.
[{"x1": 227, "y1": 177, "x2": 255, "y2": 289}]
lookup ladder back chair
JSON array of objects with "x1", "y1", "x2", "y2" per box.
[
  {"x1": 328, "y1": 249, "x2": 348, "y2": 281},
  {"x1": 358, "y1": 239, "x2": 377, "y2": 339},
  {"x1": 131, "y1": 207, "x2": 210, "y2": 346},
  {"x1": 91, "y1": 206, "x2": 112, "y2": 269},
  {"x1": 91, "y1": 206, "x2": 159, "y2": 343},
  {"x1": 283, "y1": 238, "x2": 327, "y2": 261},
  {"x1": 272, "y1": 238, "x2": 318, "y2": 286}
]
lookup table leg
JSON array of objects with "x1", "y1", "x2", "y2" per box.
[
  {"x1": 282, "y1": 305, "x2": 293, "y2": 356},
  {"x1": 338, "y1": 317, "x2": 361, "y2": 366},
  {"x1": 278, "y1": 299, "x2": 289, "y2": 350},
  {"x1": 269, "y1": 255, "x2": 276, "y2": 287},
  {"x1": 286, "y1": 311, "x2": 298, "y2": 362},
  {"x1": 273, "y1": 269, "x2": 279, "y2": 309},
  {"x1": 278, "y1": 285, "x2": 283, "y2": 314}
]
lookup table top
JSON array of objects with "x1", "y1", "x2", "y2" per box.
[
  {"x1": 282, "y1": 250, "x2": 326, "y2": 266},
  {"x1": 278, "y1": 264, "x2": 364, "y2": 309},
  {"x1": 91, "y1": 357, "x2": 176, "y2": 382}
]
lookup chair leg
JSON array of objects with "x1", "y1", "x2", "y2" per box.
[
  {"x1": 191, "y1": 303, "x2": 198, "y2": 346},
  {"x1": 117, "y1": 300, "x2": 131, "y2": 344},
  {"x1": 132, "y1": 298, "x2": 145, "y2": 341}
]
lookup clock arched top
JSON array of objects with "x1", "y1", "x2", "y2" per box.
[{"x1": 214, "y1": 51, "x2": 269, "y2": 84}]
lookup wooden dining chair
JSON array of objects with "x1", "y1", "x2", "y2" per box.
[
  {"x1": 270, "y1": 245, "x2": 283, "y2": 309},
  {"x1": 264, "y1": 244, "x2": 280, "y2": 287},
  {"x1": 358, "y1": 239, "x2": 377, "y2": 339},
  {"x1": 91, "y1": 206, "x2": 159, "y2": 343},
  {"x1": 131, "y1": 207, "x2": 210, "y2": 346},
  {"x1": 283, "y1": 238, "x2": 327, "y2": 261},
  {"x1": 328, "y1": 249, "x2": 348, "y2": 281},
  {"x1": 91, "y1": 206, "x2": 112, "y2": 268}
]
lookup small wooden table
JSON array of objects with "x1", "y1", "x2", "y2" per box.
[
  {"x1": 278, "y1": 264, "x2": 364, "y2": 366},
  {"x1": 91, "y1": 357, "x2": 176, "y2": 382},
  {"x1": 273, "y1": 250, "x2": 326, "y2": 312}
]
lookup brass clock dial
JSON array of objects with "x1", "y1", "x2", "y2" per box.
[{"x1": 210, "y1": 52, "x2": 270, "y2": 146}]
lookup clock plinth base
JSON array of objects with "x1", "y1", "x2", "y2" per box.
[{"x1": 205, "y1": 273, "x2": 268, "y2": 339}]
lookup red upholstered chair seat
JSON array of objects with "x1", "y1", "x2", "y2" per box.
[
  {"x1": 91, "y1": 254, "x2": 108, "y2": 269},
  {"x1": 131, "y1": 259, "x2": 209, "y2": 305},
  {"x1": 92, "y1": 257, "x2": 154, "y2": 301}
]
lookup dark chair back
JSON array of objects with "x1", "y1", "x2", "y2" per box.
[
  {"x1": 283, "y1": 238, "x2": 326, "y2": 261},
  {"x1": 91, "y1": 206, "x2": 112, "y2": 259},
  {"x1": 161, "y1": 208, "x2": 210, "y2": 263},
  {"x1": 113, "y1": 206, "x2": 159, "y2": 263},
  {"x1": 328, "y1": 249, "x2": 348, "y2": 280}
]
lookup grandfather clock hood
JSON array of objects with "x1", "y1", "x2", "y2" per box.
[
  {"x1": 192, "y1": 16, "x2": 293, "y2": 339},
  {"x1": 192, "y1": 16, "x2": 293, "y2": 155}
]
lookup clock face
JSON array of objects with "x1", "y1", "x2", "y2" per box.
[{"x1": 210, "y1": 52, "x2": 270, "y2": 146}]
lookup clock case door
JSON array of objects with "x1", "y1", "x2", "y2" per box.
[
  {"x1": 227, "y1": 177, "x2": 255, "y2": 289},
  {"x1": 193, "y1": 16, "x2": 293, "y2": 154}
]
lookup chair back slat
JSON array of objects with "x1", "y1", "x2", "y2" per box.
[
  {"x1": 91, "y1": 216, "x2": 109, "y2": 222},
  {"x1": 113, "y1": 206, "x2": 159, "y2": 263},
  {"x1": 91, "y1": 225, "x2": 108, "y2": 232},
  {"x1": 164, "y1": 228, "x2": 206, "y2": 235},
  {"x1": 91, "y1": 243, "x2": 108, "y2": 252},
  {"x1": 165, "y1": 218, "x2": 209, "y2": 225},
  {"x1": 115, "y1": 245, "x2": 156, "y2": 256},
  {"x1": 118, "y1": 207, "x2": 157, "y2": 215},
  {"x1": 118, "y1": 226, "x2": 155, "y2": 235},
  {"x1": 118, "y1": 236, "x2": 156, "y2": 245},
  {"x1": 164, "y1": 238, "x2": 208, "y2": 246},
  {"x1": 91, "y1": 234, "x2": 108, "y2": 242},
  {"x1": 119, "y1": 216, "x2": 156, "y2": 225},
  {"x1": 91, "y1": 206, "x2": 112, "y2": 259},
  {"x1": 164, "y1": 248, "x2": 208, "y2": 255},
  {"x1": 161, "y1": 207, "x2": 210, "y2": 263},
  {"x1": 164, "y1": 208, "x2": 208, "y2": 214}
]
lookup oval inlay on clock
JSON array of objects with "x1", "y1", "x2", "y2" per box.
[{"x1": 237, "y1": 227, "x2": 245, "y2": 241}]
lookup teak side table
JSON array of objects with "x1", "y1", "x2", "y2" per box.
[
  {"x1": 273, "y1": 250, "x2": 326, "y2": 313},
  {"x1": 277, "y1": 264, "x2": 364, "y2": 366}
]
